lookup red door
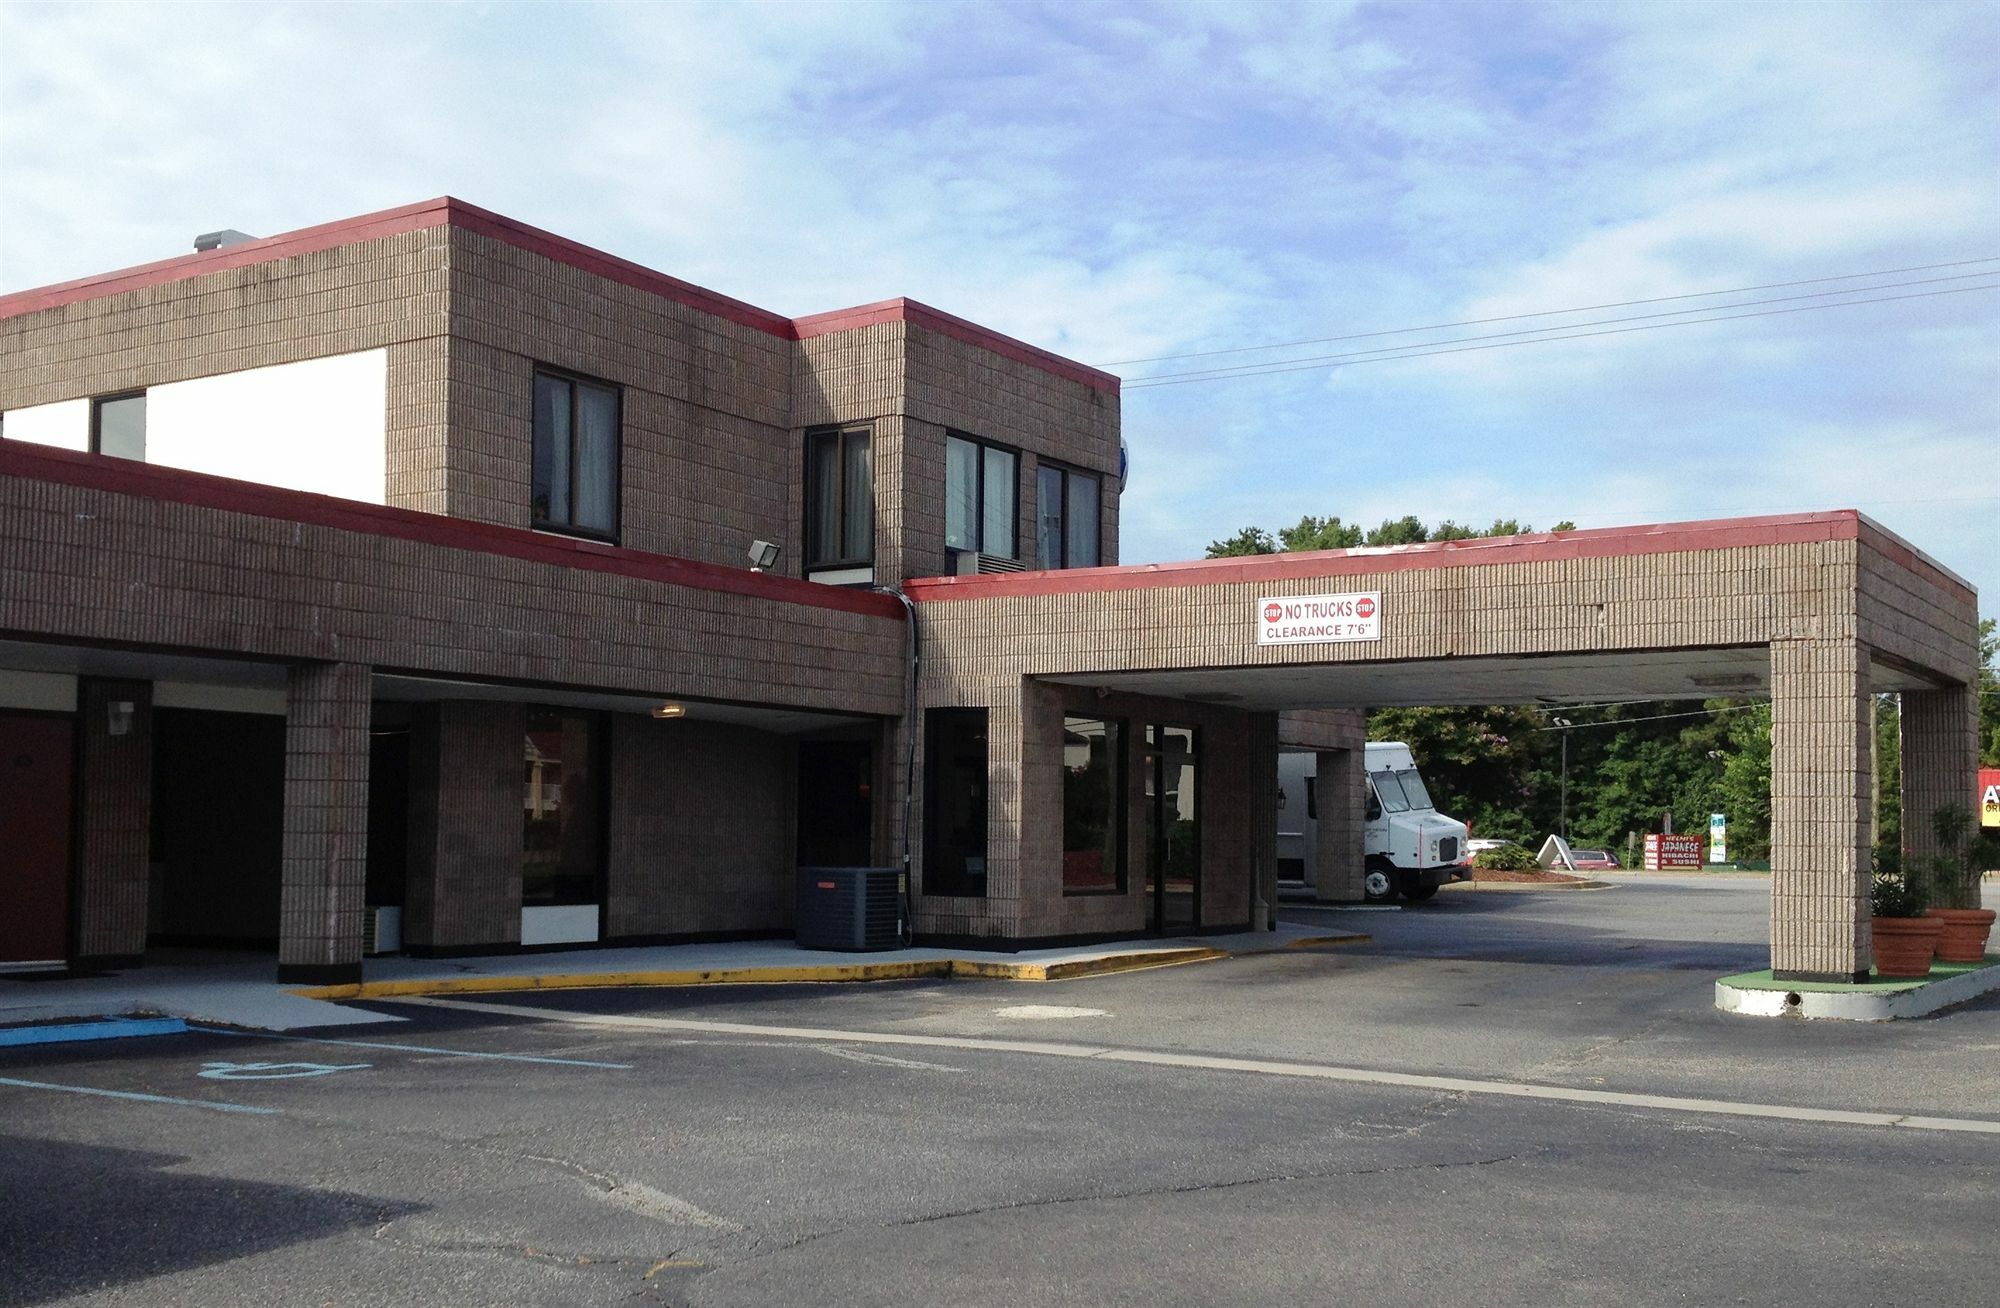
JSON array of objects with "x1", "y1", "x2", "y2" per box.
[{"x1": 0, "y1": 714, "x2": 74, "y2": 967}]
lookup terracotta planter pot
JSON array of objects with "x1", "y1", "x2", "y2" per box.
[
  {"x1": 1926, "y1": 907, "x2": 1997, "y2": 964},
  {"x1": 1871, "y1": 915, "x2": 1942, "y2": 979}
]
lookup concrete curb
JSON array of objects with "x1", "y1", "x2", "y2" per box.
[
  {"x1": 1441, "y1": 879, "x2": 1613, "y2": 893},
  {"x1": 290, "y1": 947, "x2": 1231, "y2": 1001},
  {"x1": 1283, "y1": 934, "x2": 1374, "y2": 949},
  {"x1": 1716, "y1": 962, "x2": 2000, "y2": 1021}
]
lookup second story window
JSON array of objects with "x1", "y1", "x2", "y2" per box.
[
  {"x1": 806, "y1": 425, "x2": 873, "y2": 571},
  {"x1": 92, "y1": 392, "x2": 146, "y2": 461},
  {"x1": 532, "y1": 368, "x2": 619, "y2": 540},
  {"x1": 1036, "y1": 462, "x2": 1101, "y2": 569},
  {"x1": 946, "y1": 432, "x2": 1017, "y2": 558}
]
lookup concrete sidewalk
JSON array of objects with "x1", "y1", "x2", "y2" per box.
[{"x1": 0, "y1": 922, "x2": 1360, "y2": 1033}]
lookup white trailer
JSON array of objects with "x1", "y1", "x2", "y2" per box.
[{"x1": 1277, "y1": 742, "x2": 1470, "y2": 903}]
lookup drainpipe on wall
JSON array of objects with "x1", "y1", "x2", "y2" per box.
[{"x1": 874, "y1": 585, "x2": 921, "y2": 948}]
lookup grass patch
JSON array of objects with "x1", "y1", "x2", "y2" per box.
[{"x1": 1721, "y1": 959, "x2": 1997, "y2": 994}]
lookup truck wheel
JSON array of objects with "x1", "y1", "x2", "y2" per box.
[
  {"x1": 1363, "y1": 859, "x2": 1398, "y2": 903},
  {"x1": 1397, "y1": 873, "x2": 1439, "y2": 903}
]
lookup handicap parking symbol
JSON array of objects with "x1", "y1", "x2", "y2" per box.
[{"x1": 198, "y1": 1060, "x2": 371, "y2": 1080}]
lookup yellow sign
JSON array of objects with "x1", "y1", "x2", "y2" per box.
[{"x1": 1984, "y1": 781, "x2": 2000, "y2": 829}]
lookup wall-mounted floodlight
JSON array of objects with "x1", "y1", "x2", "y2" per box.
[
  {"x1": 747, "y1": 540, "x2": 781, "y2": 572},
  {"x1": 651, "y1": 702, "x2": 687, "y2": 720}
]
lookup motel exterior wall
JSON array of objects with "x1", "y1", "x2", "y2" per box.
[
  {"x1": 0, "y1": 198, "x2": 1126, "y2": 979},
  {"x1": 0, "y1": 198, "x2": 1983, "y2": 984}
]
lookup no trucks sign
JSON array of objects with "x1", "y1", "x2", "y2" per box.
[{"x1": 1256, "y1": 592, "x2": 1382, "y2": 645}]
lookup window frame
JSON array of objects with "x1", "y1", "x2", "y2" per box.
[
  {"x1": 922, "y1": 707, "x2": 990, "y2": 899},
  {"x1": 531, "y1": 365, "x2": 623, "y2": 544},
  {"x1": 1035, "y1": 458, "x2": 1103, "y2": 570},
  {"x1": 804, "y1": 422, "x2": 875, "y2": 571},
  {"x1": 1061, "y1": 713, "x2": 1127, "y2": 897},
  {"x1": 521, "y1": 706, "x2": 609, "y2": 910},
  {"x1": 90, "y1": 390, "x2": 147, "y2": 461},
  {"x1": 945, "y1": 431, "x2": 1020, "y2": 559}
]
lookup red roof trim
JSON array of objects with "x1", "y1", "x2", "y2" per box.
[
  {"x1": 0, "y1": 199, "x2": 457, "y2": 320},
  {"x1": 0, "y1": 198, "x2": 1116, "y2": 394},
  {"x1": 440, "y1": 199, "x2": 797, "y2": 337},
  {"x1": 905, "y1": 512, "x2": 1898, "y2": 602},
  {"x1": 0, "y1": 441, "x2": 904, "y2": 621},
  {"x1": 793, "y1": 298, "x2": 1121, "y2": 395},
  {"x1": 1854, "y1": 515, "x2": 1979, "y2": 605}
]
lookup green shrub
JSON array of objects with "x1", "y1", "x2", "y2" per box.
[
  {"x1": 1870, "y1": 870, "x2": 1928, "y2": 919},
  {"x1": 1473, "y1": 844, "x2": 1538, "y2": 871}
]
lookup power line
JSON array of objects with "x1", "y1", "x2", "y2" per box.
[
  {"x1": 1126, "y1": 271, "x2": 1994, "y2": 384},
  {"x1": 1121, "y1": 282, "x2": 2000, "y2": 390},
  {"x1": 1096, "y1": 255, "x2": 2000, "y2": 368}
]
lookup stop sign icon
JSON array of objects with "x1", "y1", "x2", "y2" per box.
[
  {"x1": 1263, "y1": 602, "x2": 1283, "y2": 623},
  {"x1": 1356, "y1": 597, "x2": 1376, "y2": 619}
]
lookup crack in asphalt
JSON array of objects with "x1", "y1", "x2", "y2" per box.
[{"x1": 742, "y1": 1145, "x2": 1539, "y2": 1262}]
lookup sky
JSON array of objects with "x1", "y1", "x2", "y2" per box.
[{"x1": 4, "y1": 0, "x2": 1996, "y2": 610}]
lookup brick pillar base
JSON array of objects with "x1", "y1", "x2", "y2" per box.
[
  {"x1": 1770, "y1": 639, "x2": 1871, "y2": 983},
  {"x1": 277, "y1": 662, "x2": 371, "y2": 985},
  {"x1": 1900, "y1": 685, "x2": 1980, "y2": 908},
  {"x1": 1314, "y1": 746, "x2": 1366, "y2": 902}
]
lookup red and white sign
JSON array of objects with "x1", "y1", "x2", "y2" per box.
[
  {"x1": 1255, "y1": 592, "x2": 1383, "y2": 646},
  {"x1": 1644, "y1": 833, "x2": 1704, "y2": 870}
]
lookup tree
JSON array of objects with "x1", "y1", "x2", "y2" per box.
[
  {"x1": 1205, "y1": 526, "x2": 1278, "y2": 557},
  {"x1": 1981, "y1": 618, "x2": 2000, "y2": 767},
  {"x1": 1278, "y1": 517, "x2": 1365, "y2": 551}
]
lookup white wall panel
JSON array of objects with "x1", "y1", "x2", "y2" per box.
[
  {"x1": 147, "y1": 350, "x2": 388, "y2": 503},
  {"x1": 2, "y1": 399, "x2": 90, "y2": 451}
]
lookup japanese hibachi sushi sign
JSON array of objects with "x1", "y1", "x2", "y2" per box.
[{"x1": 1256, "y1": 592, "x2": 1382, "y2": 645}]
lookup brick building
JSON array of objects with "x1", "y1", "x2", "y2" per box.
[{"x1": 0, "y1": 199, "x2": 1981, "y2": 986}]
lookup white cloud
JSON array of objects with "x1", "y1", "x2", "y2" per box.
[{"x1": 3, "y1": 0, "x2": 1995, "y2": 604}]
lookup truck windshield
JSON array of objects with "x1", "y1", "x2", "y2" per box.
[
  {"x1": 1369, "y1": 770, "x2": 1412, "y2": 813},
  {"x1": 1395, "y1": 768, "x2": 1434, "y2": 810}
]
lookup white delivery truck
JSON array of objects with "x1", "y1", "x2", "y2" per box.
[{"x1": 1276, "y1": 742, "x2": 1470, "y2": 903}]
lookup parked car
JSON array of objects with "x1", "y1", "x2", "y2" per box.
[{"x1": 1567, "y1": 848, "x2": 1621, "y2": 870}]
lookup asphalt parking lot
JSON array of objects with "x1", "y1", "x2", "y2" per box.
[{"x1": 4, "y1": 876, "x2": 1997, "y2": 1307}]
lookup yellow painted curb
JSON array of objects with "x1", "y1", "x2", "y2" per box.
[
  {"x1": 1284, "y1": 934, "x2": 1373, "y2": 949},
  {"x1": 289, "y1": 947, "x2": 1229, "y2": 1001}
]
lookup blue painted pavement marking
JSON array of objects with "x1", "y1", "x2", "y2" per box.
[
  {"x1": 187, "y1": 1025, "x2": 632, "y2": 1069},
  {"x1": 0, "y1": 1018, "x2": 190, "y2": 1048},
  {"x1": 0, "y1": 1074, "x2": 279, "y2": 1115}
]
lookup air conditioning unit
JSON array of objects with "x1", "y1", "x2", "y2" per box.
[
  {"x1": 796, "y1": 866, "x2": 903, "y2": 952},
  {"x1": 952, "y1": 550, "x2": 1026, "y2": 576}
]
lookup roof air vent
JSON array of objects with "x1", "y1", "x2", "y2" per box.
[{"x1": 193, "y1": 229, "x2": 259, "y2": 253}]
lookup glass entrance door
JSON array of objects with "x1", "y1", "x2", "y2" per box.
[{"x1": 1144, "y1": 725, "x2": 1199, "y2": 934}]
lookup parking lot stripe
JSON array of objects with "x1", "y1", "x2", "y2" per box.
[
  {"x1": 186, "y1": 1026, "x2": 632, "y2": 1069},
  {"x1": 0, "y1": 1074, "x2": 279, "y2": 1115},
  {"x1": 390, "y1": 996, "x2": 2000, "y2": 1138}
]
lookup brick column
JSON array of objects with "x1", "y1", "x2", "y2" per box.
[
  {"x1": 1249, "y1": 713, "x2": 1280, "y2": 929},
  {"x1": 277, "y1": 662, "x2": 371, "y2": 985},
  {"x1": 1900, "y1": 685, "x2": 1980, "y2": 908},
  {"x1": 1314, "y1": 746, "x2": 1366, "y2": 902},
  {"x1": 1770, "y1": 639, "x2": 1872, "y2": 982},
  {"x1": 73, "y1": 678, "x2": 153, "y2": 968},
  {"x1": 403, "y1": 701, "x2": 524, "y2": 953}
]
